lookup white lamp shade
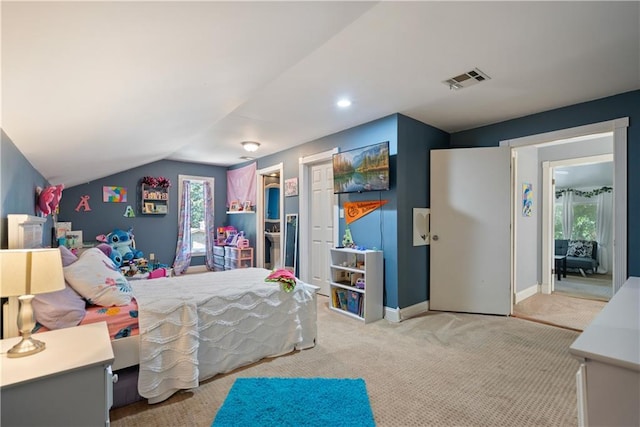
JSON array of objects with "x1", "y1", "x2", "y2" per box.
[{"x1": 0, "y1": 248, "x2": 65, "y2": 297}]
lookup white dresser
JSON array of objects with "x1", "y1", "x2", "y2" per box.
[
  {"x1": 569, "y1": 276, "x2": 640, "y2": 427},
  {"x1": 1, "y1": 322, "x2": 116, "y2": 427}
]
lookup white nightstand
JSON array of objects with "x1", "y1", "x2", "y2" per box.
[{"x1": 1, "y1": 322, "x2": 115, "y2": 427}]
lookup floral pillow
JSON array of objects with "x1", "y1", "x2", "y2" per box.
[
  {"x1": 566, "y1": 240, "x2": 594, "y2": 258},
  {"x1": 64, "y1": 248, "x2": 132, "y2": 306}
]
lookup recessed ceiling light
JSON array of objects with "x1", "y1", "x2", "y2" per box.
[
  {"x1": 241, "y1": 141, "x2": 260, "y2": 152},
  {"x1": 336, "y1": 98, "x2": 352, "y2": 108}
]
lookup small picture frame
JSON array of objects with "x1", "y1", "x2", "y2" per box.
[
  {"x1": 285, "y1": 177, "x2": 298, "y2": 197},
  {"x1": 144, "y1": 202, "x2": 155, "y2": 214},
  {"x1": 243, "y1": 200, "x2": 252, "y2": 212},
  {"x1": 155, "y1": 204, "x2": 168, "y2": 214},
  {"x1": 229, "y1": 200, "x2": 240, "y2": 211}
]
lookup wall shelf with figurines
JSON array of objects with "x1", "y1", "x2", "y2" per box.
[{"x1": 140, "y1": 176, "x2": 170, "y2": 215}]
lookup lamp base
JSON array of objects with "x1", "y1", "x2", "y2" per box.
[
  {"x1": 7, "y1": 294, "x2": 45, "y2": 358},
  {"x1": 7, "y1": 336, "x2": 46, "y2": 358}
]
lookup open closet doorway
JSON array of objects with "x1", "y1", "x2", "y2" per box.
[
  {"x1": 546, "y1": 156, "x2": 614, "y2": 302},
  {"x1": 256, "y1": 163, "x2": 283, "y2": 269}
]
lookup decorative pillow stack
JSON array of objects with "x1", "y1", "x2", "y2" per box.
[
  {"x1": 64, "y1": 248, "x2": 133, "y2": 306},
  {"x1": 566, "y1": 240, "x2": 594, "y2": 258},
  {"x1": 32, "y1": 246, "x2": 87, "y2": 330}
]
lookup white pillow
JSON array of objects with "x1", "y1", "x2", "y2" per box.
[{"x1": 64, "y1": 248, "x2": 132, "y2": 306}]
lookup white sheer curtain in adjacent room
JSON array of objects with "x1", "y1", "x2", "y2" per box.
[
  {"x1": 596, "y1": 191, "x2": 613, "y2": 274},
  {"x1": 561, "y1": 191, "x2": 574, "y2": 240}
]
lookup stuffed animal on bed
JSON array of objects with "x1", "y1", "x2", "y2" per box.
[
  {"x1": 97, "y1": 228, "x2": 143, "y2": 262},
  {"x1": 95, "y1": 243, "x2": 123, "y2": 267}
]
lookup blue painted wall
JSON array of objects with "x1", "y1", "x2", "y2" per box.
[
  {"x1": 396, "y1": 115, "x2": 449, "y2": 308},
  {"x1": 229, "y1": 114, "x2": 401, "y2": 306},
  {"x1": 451, "y1": 90, "x2": 640, "y2": 276},
  {"x1": 229, "y1": 113, "x2": 448, "y2": 310},
  {"x1": 57, "y1": 160, "x2": 228, "y2": 267},
  {"x1": 1, "y1": 130, "x2": 53, "y2": 248}
]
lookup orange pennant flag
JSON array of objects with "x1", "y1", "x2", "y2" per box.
[{"x1": 344, "y1": 200, "x2": 388, "y2": 224}]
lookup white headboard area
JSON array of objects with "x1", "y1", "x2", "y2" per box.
[
  {"x1": 8, "y1": 214, "x2": 47, "y2": 249},
  {"x1": 3, "y1": 214, "x2": 48, "y2": 338}
]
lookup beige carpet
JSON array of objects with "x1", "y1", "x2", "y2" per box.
[
  {"x1": 513, "y1": 293, "x2": 606, "y2": 332},
  {"x1": 111, "y1": 296, "x2": 581, "y2": 427}
]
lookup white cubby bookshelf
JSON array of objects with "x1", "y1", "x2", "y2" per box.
[{"x1": 329, "y1": 247, "x2": 383, "y2": 323}]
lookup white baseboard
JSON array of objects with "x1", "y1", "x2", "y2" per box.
[
  {"x1": 514, "y1": 283, "x2": 540, "y2": 304},
  {"x1": 384, "y1": 300, "x2": 430, "y2": 323}
]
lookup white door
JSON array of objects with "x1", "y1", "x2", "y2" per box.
[
  {"x1": 430, "y1": 146, "x2": 511, "y2": 315},
  {"x1": 310, "y1": 162, "x2": 334, "y2": 296}
]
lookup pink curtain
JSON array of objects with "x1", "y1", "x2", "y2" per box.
[{"x1": 227, "y1": 163, "x2": 256, "y2": 208}]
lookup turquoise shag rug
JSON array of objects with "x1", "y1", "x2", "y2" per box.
[{"x1": 212, "y1": 377, "x2": 375, "y2": 426}]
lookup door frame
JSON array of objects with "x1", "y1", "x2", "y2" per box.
[
  {"x1": 298, "y1": 148, "x2": 339, "y2": 284},
  {"x1": 255, "y1": 163, "x2": 283, "y2": 269},
  {"x1": 542, "y1": 154, "x2": 613, "y2": 294},
  {"x1": 501, "y1": 118, "x2": 628, "y2": 295}
]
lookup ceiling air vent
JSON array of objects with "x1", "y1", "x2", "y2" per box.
[{"x1": 443, "y1": 68, "x2": 491, "y2": 90}]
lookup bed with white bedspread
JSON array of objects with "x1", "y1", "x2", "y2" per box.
[{"x1": 130, "y1": 268, "x2": 318, "y2": 404}]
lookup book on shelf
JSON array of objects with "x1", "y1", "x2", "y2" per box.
[
  {"x1": 347, "y1": 291, "x2": 361, "y2": 315},
  {"x1": 336, "y1": 289, "x2": 348, "y2": 310}
]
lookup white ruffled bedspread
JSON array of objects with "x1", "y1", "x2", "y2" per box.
[{"x1": 130, "y1": 268, "x2": 318, "y2": 403}]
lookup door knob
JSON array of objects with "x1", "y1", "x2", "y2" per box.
[{"x1": 432, "y1": 235, "x2": 439, "y2": 241}]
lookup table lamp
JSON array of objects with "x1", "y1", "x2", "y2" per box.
[{"x1": 0, "y1": 248, "x2": 65, "y2": 357}]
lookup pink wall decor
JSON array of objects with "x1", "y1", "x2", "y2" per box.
[
  {"x1": 227, "y1": 163, "x2": 256, "y2": 208},
  {"x1": 75, "y1": 195, "x2": 92, "y2": 212}
]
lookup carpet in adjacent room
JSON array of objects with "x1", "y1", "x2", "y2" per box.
[{"x1": 212, "y1": 377, "x2": 375, "y2": 427}]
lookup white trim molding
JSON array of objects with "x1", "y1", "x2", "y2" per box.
[
  {"x1": 384, "y1": 300, "x2": 430, "y2": 323},
  {"x1": 515, "y1": 283, "x2": 540, "y2": 304}
]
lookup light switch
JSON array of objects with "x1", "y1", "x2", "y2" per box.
[{"x1": 339, "y1": 208, "x2": 344, "y2": 218}]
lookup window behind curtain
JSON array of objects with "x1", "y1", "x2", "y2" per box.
[
  {"x1": 554, "y1": 197, "x2": 597, "y2": 241},
  {"x1": 571, "y1": 202, "x2": 597, "y2": 241},
  {"x1": 178, "y1": 175, "x2": 214, "y2": 256}
]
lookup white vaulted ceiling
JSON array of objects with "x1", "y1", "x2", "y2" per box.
[{"x1": 2, "y1": 1, "x2": 639, "y2": 186}]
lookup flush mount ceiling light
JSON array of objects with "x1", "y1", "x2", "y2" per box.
[
  {"x1": 443, "y1": 68, "x2": 491, "y2": 91},
  {"x1": 336, "y1": 98, "x2": 352, "y2": 108},
  {"x1": 242, "y1": 141, "x2": 260, "y2": 152}
]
